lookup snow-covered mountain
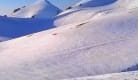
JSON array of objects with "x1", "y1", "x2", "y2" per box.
[
  {"x1": 8, "y1": 0, "x2": 61, "y2": 18},
  {"x1": 0, "y1": 0, "x2": 61, "y2": 42},
  {"x1": 0, "y1": 0, "x2": 138, "y2": 80},
  {"x1": 55, "y1": 0, "x2": 138, "y2": 26}
]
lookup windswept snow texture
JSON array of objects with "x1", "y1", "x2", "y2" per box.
[
  {"x1": 0, "y1": 0, "x2": 138, "y2": 80},
  {"x1": 0, "y1": 16, "x2": 54, "y2": 38},
  {"x1": 9, "y1": 0, "x2": 61, "y2": 18},
  {"x1": 0, "y1": 7, "x2": 138, "y2": 79}
]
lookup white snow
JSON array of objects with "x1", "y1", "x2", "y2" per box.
[
  {"x1": 8, "y1": 0, "x2": 61, "y2": 19},
  {"x1": 64, "y1": 71, "x2": 138, "y2": 80},
  {"x1": 0, "y1": 0, "x2": 138, "y2": 80},
  {"x1": 55, "y1": 0, "x2": 138, "y2": 26}
]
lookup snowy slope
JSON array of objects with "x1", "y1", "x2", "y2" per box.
[
  {"x1": 73, "y1": 0, "x2": 138, "y2": 9},
  {"x1": 0, "y1": 0, "x2": 138, "y2": 80},
  {"x1": 0, "y1": 3, "x2": 138, "y2": 79},
  {"x1": 55, "y1": 0, "x2": 138, "y2": 26},
  {"x1": 8, "y1": 0, "x2": 61, "y2": 18},
  {"x1": 64, "y1": 71, "x2": 138, "y2": 80},
  {"x1": 0, "y1": 16, "x2": 54, "y2": 40},
  {"x1": 73, "y1": 0, "x2": 118, "y2": 8}
]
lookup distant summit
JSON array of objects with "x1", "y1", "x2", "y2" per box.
[{"x1": 9, "y1": 0, "x2": 61, "y2": 19}]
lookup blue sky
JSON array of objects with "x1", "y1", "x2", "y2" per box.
[{"x1": 0, "y1": 0, "x2": 80, "y2": 15}]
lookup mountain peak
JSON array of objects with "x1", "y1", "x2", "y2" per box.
[{"x1": 8, "y1": 0, "x2": 61, "y2": 18}]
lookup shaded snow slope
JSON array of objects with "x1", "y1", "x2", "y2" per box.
[
  {"x1": 64, "y1": 71, "x2": 138, "y2": 80},
  {"x1": 8, "y1": 0, "x2": 61, "y2": 18},
  {"x1": 73, "y1": 0, "x2": 138, "y2": 9},
  {"x1": 0, "y1": 16, "x2": 54, "y2": 39},
  {"x1": 0, "y1": 5, "x2": 138, "y2": 80},
  {"x1": 0, "y1": 37, "x2": 10, "y2": 42},
  {"x1": 55, "y1": 0, "x2": 138, "y2": 26},
  {"x1": 122, "y1": 64, "x2": 138, "y2": 72},
  {"x1": 73, "y1": 0, "x2": 117, "y2": 8}
]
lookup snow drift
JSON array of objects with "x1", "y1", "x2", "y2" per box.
[{"x1": 8, "y1": 0, "x2": 61, "y2": 18}]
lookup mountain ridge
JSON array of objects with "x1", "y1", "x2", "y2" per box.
[{"x1": 8, "y1": 0, "x2": 61, "y2": 18}]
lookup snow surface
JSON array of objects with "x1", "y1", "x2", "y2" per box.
[
  {"x1": 0, "y1": 0, "x2": 138, "y2": 80},
  {"x1": 8, "y1": 0, "x2": 61, "y2": 19},
  {"x1": 64, "y1": 71, "x2": 138, "y2": 80},
  {"x1": 55, "y1": 0, "x2": 138, "y2": 26}
]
